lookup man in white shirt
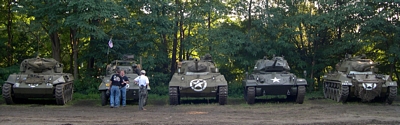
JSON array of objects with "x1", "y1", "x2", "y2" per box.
[{"x1": 134, "y1": 70, "x2": 149, "y2": 110}]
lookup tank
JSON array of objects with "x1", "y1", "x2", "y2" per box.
[
  {"x1": 242, "y1": 56, "x2": 307, "y2": 104},
  {"x1": 2, "y1": 56, "x2": 74, "y2": 105},
  {"x1": 169, "y1": 54, "x2": 228, "y2": 105},
  {"x1": 98, "y1": 55, "x2": 150, "y2": 106},
  {"x1": 323, "y1": 54, "x2": 397, "y2": 104}
]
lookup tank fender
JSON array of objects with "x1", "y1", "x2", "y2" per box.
[
  {"x1": 244, "y1": 80, "x2": 258, "y2": 86},
  {"x1": 296, "y1": 78, "x2": 307, "y2": 86},
  {"x1": 385, "y1": 81, "x2": 397, "y2": 87},
  {"x1": 52, "y1": 76, "x2": 66, "y2": 85}
]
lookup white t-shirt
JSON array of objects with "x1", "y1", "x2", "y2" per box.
[{"x1": 134, "y1": 75, "x2": 149, "y2": 86}]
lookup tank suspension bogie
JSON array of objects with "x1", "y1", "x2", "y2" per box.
[{"x1": 323, "y1": 82, "x2": 349, "y2": 103}]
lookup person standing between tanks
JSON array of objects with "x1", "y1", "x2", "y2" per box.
[
  {"x1": 109, "y1": 69, "x2": 123, "y2": 108},
  {"x1": 120, "y1": 70, "x2": 129, "y2": 107},
  {"x1": 134, "y1": 70, "x2": 149, "y2": 110}
]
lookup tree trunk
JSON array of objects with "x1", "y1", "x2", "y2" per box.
[
  {"x1": 6, "y1": 0, "x2": 13, "y2": 66},
  {"x1": 247, "y1": 0, "x2": 252, "y2": 31},
  {"x1": 50, "y1": 31, "x2": 61, "y2": 62},
  {"x1": 70, "y1": 28, "x2": 79, "y2": 79},
  {"x1": 170, "y1": 0, "x2": 179, "y2": 74},
  {"x1": 87, "y1": 19, "x2": 99, "y2": 71},
  {"x1": 179, "y1": 3, "x2": 184, "y2": 61}
]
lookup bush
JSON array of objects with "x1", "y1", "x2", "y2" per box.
[
  {"x1": 228, "y1": 82, "x2": 244, "y2": 98},
  {"x1": 74, "y1": 76, "x2": 101, "y2": 94}
]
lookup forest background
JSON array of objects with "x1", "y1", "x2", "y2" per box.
[{"x1": 0, "y1": 0, "x2": 399, "y2": 97}]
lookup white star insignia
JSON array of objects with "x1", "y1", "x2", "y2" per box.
[{"x1": 271, "y1": 77, "x2": 280, "y2": 83}]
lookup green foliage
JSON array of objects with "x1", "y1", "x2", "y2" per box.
[
  {"x1": 73, "y1": 76, "x2": 101, "y2": 94},
  {"x1": 228, "y1": 82, "x2": 244, "y2": 98}
]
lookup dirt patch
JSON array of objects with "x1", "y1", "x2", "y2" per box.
[{"x1": 1, "y1": 97, "x2": 400, "y2": 124}]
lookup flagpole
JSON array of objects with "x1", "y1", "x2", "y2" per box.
[{"x1": 106, "y1": 36, "x2": 113, "y2": 75}]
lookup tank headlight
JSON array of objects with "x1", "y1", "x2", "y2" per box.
[
  {"x1": 178, "y1": 68, "x2": 181, "y2": 73},
  {"x1": 181, "y1": 76, "x2": 185, "y2": 81},
  {"x1": 215, "y1": 68, "x2": 219, "y2": 73},
  {"x1": 48, "y1": 77, "x2": 52, "y2": 81},
  {"x1": 16, "y1": 76, "x2": 20, "y2": 80},
  {"x1": 212, "y1": 76, "x2": 215, "y2": 80},
  {"x1": 256, "y1": 77, "x2": 259, "y2": 81}
]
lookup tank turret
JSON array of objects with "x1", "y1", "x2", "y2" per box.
[
  {"x1": 254, "y1": 56, "x2": 290, "y2": 73},
  {"x1": 20, "y1": 57, "x2": 63, "y2": 74},
  {"x1": 336, "y1": 54, "x2": 379, "y2": 73}
]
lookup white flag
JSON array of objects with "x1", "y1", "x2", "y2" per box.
[{"x1": 108, "y1": 38, "x2": 113, "y2": 48}]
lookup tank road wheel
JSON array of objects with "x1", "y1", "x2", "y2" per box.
[
  {"x1": 169, "y1": 87, "x2": 180, "y2": 105},
  {"x1": 218, "y1": 86, "x2": 228, "y2": 105},
  {"x1": 246, "y1": 87, "x2": 255, "y2": 104},
  {"x1": 386, "y1": 86, "x2": 397, "y2": 105},
  {"x1": 2, "y1": 84, "x2": 14, "y2": 105},
  {"x1": 296, "y1": 86, "x2": 306, "y2": 104},
  {"x1": 337, "y1": 85, "x2": 349, "y2": 103},
  {"x1": 55, "y1": 84, "x2": 67, "y2": 105},
  {"x1": 101, "y1": 90, "x2": 108, "y2": 106},
  {"x1": 323, "y1": 82, "x2": 328, "y2": 99}
]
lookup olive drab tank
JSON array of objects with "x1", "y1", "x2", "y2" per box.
[
  {"x1": 323, "y1": 54, "x2": 397, "y2": 104},
  {"x1": 169, "y1": 54, "x2": 228, "y2": 105},
  {"x1": 2, "y1": 56, "x2": 74, "y2": 105},
  {"x1": 242, "y1": 56, "x2": 307, "y2": 104},
  {"x1": 98, "y1": 55, "x2": 150, "y2": 106}
]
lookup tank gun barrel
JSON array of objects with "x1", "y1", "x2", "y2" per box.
[
  {"x1": 272, "y1": 59, "x2": 278, "y2": 67},
  {"x1": 361, "y1": 63, "x2": 379, "y2": 71},
  {"x1": 195, "y1": 59, "x2": 199, "y2": 71}
]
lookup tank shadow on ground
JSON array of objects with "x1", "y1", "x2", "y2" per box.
[
  {"x1": 7, "y1": 98, "x2": 58, "y2": 105},
  {"x1": 254, "y1": 97, "x2": 296, "y2": 104},
  {"x1": 180, "y1": 98, "x2": 219, "y2": 105}
]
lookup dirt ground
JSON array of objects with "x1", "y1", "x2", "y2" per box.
[{"x1": 1, "y1": 97, "x2": 400, "y2": 125}]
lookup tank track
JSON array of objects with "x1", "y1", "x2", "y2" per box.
[
  {"x1": 386, "y1": 86, "x2": 397, "y2": 105},
  {"x1": 218, "y1": 86, "x2": 228, "y2": 105},
  {"x1": 2, "y1": 84, "x2": 14, "y2": 104},
  {"x1": 101, "y1": 90, "x2": 107, "y2": 106},
  {"x1": 296, "y1": 86, "x2": 306, "y2": 104},
  {"x1": 169, "y1": 87, "x2": 179, "y2": 105},
  {"x1": 55, "y1": 82, "x2": 73, "y2": 105},
  {"x1": 246, "y1": 87, "x2": 255, "y2": 104},
  {"x1": 323, "y1": 82, "x2": 349, "y2": 103}
]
